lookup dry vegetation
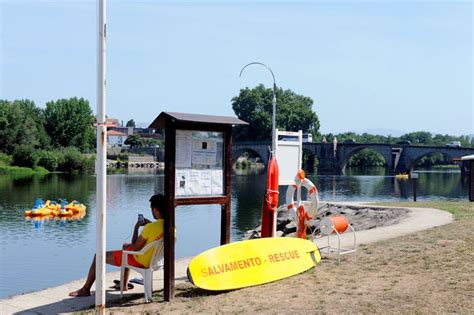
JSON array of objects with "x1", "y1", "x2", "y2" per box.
[{"x1": 79, "y1": 201, "x2": 473, "y2": 314}]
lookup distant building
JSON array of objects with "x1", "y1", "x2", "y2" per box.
[
  {"x1": 107, "y1": 129, "x2": 128, "y2": 147},
  {"x1": 111, "y1": 126, "x2": 134, "y2": 136},
  {"x1": 100, "y1": 117, "x2": 163, "y2": 147},
  {"x1": 105, "y1": 118, "x2": 119, "y2": 128},
  {"x1": 93, "y1": 117, "x2": 119, "y2": 128},
  {"x1": 110, "y1": 126, "x2": 162, "y2": 140}
]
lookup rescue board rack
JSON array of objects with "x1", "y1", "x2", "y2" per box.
[{"x1": 316, "y1": 216, "x2": 357, "y2": 264}]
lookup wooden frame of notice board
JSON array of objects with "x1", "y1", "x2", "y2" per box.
[
  {"x1": 149, "y1": 112, "x2": 248, "y2": 301},
  {"x1": 460, "y1": 155, "x2": 474, "y2": 202}
]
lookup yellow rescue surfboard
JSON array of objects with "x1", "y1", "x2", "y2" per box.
[{"x1": 187, "y1": 237, "x2": 321, "y2": 291}]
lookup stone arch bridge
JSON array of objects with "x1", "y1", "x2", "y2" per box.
[{"x1": 232, "y1": 141, "x2": 474, "y2": 174}]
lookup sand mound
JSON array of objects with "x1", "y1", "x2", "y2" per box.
[{"x1": 243, "y1": 202, "x2": 410, "y2": 239}]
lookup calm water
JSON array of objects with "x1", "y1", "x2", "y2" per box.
[{"x1": 0, "y1": 168, "x2": 468, "y2": 298}]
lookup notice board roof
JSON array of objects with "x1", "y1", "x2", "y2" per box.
[{"x1": 149, "y1": 112, "x2": 248, "y2": 129}]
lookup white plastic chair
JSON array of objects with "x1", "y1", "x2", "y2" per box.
[{"x1": 120, "y1": 240, "x2": 164, "y2": 302}]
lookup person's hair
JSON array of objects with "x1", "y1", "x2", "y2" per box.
[{"x1": 149, "y1": 194, "x2": 166, "y2": 214}]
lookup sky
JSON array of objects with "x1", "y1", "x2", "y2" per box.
[{"x1": 1, "y1": 0, "x2": 472, "y2": 136}]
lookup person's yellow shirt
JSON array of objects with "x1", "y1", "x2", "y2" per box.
[{"x1": 134, "y1": 219, "x2": 165, "y2": 267}]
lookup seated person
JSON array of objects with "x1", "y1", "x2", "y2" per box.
[{"x1": 69, "y1": 194, "x2": 168, "y2": 297}]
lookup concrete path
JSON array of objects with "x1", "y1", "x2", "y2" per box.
[
  {"x1": 314, "y1": 202, "x2": 453, "y2": 253},
  {"x1": 0, "y1": 203, "x2": 453, "y2": 314},
  {"x1": 0, "y1": 257, "x2": 192, "y2": 315}
]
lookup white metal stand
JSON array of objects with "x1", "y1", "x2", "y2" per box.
[{"x1": 317, "y1": 217, "x2": 356, "y2": 263}]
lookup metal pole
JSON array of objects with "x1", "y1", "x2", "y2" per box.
[
  {"x1": 240, "y1": 62, "x2": 278, "y2": 237},
  {"x1": 413, "y1": 178, "x2": 417, "y2": 202},
  {"x1": 96, "y1": 0, "x2": 107, "y2": 312},
  {"x1": 239, "y1": 62, "x2": 277, "y2": 155}
]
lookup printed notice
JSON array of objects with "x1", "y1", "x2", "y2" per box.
[
  {"x1": 176, "y1": 169, "x2": 190, "y2": 196},
  {"x1": 175, "y1": 169, "x2": 223, "y2": 197},
  {"x1": 192, "y1": 139, "x2": 217, "y2": 166},
  {"x1": 211, "y1": 169, "x2": 223, "y2": 195},
  {"x1": 188, "y1": 170, "x2": 212, "y2": 195},
  {"x1": 176, "y1": 130, "x2": 192, "y2": 168}
]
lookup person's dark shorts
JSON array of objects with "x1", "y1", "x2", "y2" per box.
[{"x1": 111, "y1": 245, "x2": 144, "y2": 268}]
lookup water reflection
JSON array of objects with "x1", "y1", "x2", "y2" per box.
[{"x1": 231, "y1": 173, "x2": 266, "y2": 238}]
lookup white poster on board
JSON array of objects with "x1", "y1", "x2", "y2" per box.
[
  {"x1": 176, "y1": 169, "x2": 190, "y2": 196},
  {"x1": 188, "y1": 170, "x2": 212, "y2": 195},
  {"x1": 211, "y1": 169, "x2": 223, "y2": 195},
  {"x1": 175, "y1": 169, "x2": 223, "y2": 196},
  {"x1": 192, "y1": 139, "x2": 217, "y2": 166},
  {"x1": 176, "y1": 130, "x2": 192, "y2": 168}
]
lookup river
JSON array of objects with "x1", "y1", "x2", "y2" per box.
[{"x1": 0, "y1": 168, "x2": 468, "y2": 298}]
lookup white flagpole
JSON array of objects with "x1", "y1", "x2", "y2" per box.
[{"x1": 96, "y1": 0, "x2": 107, "y2": 311}]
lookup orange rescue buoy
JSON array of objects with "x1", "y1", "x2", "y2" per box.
[
  {"x1": 320, "y1": 215, "x2": 349, "y2": 235},
  {"x1": 261, "y1": 157, "x2": 279, "y2": 238}
]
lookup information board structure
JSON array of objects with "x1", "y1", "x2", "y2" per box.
[
  {"x1": 149, "y1": 112, "x2": 247, "y2": 301},
  {"x1": 275, "y1": 129, "x2": 303, "y2": 185}
]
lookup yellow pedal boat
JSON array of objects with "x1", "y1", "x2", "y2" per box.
[
  {"x1": 395, "y1": 173, "x2": 409, "y2": 180},
  {"x1": 65, "y1": 201, "x2": 87, "y2": 214}
]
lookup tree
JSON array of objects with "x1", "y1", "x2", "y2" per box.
[
  {"x1": 124, "y1": 134, "x2": 143, "y2": 149},
  {"x1": 126, "y1": 119, "x2": 136, "y2": 127},
  {"x1": 400, "y1": 131, "x2": 433, "y2": 145},
  {"x1": 15, "y1": 99, "x2": 50, "y2": 149},
  {"x1": 12, "y1": 145, "x2": 36, "y2": 168},
  {"x1": 44, "y1": 97, "x2": 95, "y2": 151},
  {"x1": 347, "y1": 148, "x2": 386, "y2": 167},
  {"x1": 231, "y1": 84, "x2": 320, "y2": 141},
  {"x1": 0, "y1": 99, "x2": 50, "y2": 154}
]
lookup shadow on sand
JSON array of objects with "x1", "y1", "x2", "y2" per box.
[{"x1": 15, "y1": 289, "x2": 147, "y2": 314}]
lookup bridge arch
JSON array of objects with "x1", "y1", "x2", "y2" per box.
[
  {"x1": 232, "y1": 142, "x2": 270, "y2": 167},
  {"x1": 302, "y1": 148, "x2": 318, "y2": 173},
  {"x1": 407, "y1": 150, "x2": 459, "y2": 172},
  {"x1": 338, "y1": 145, "x2": 393, "y2": 174},
  {"x1": 232, "y1": 148, "x2": 266, "y2": 168}
]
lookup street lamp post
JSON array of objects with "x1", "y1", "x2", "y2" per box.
[
  {"x1": 240, "y1": 62, "x2": 279, "y2": 238},
  {"x1": 239, "y1": 62, "x2": 277, "y2": 155}
]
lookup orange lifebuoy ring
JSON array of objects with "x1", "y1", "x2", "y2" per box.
[{"x1": 285, "y1": 170, "x2": 319, "y2": 219}]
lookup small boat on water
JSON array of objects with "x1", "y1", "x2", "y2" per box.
[
  {"x1": 56, "y1": 200, "x2": 74, "y2": 217},
  {"x1": 25, "y1": 207, "x2": 56, "y2": 217},
  {"x1": 65, "y1": 200, "x2": 87, "y2": 214},
  {"x1": 25, "y1": 199, "x2": 86, "y2": 217},
  {"x1": 24, "y1": 198, "x2": 56, "y2": 216},
  {"x1": 395, "y1": 173, "x2": 409, "y2": 180}
]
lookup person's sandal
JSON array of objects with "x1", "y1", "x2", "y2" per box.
[{"x1": 111, "y1": 280, "x2": 134, "y2": 290}]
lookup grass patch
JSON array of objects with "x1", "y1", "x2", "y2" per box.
[
  {"x1": 431, "y1": 164, "x2": 460, "y2": 170},
  {"x1": 370, "y1": 201, "x2": 473, "y2": 220},
  {"x1": 0, "y1": 165, "x2": 35, "y2": 175},
  {"x1": 0, "y1": 165, "x2": 50, "y2": 175}
]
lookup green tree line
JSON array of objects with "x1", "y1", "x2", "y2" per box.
[
  {"x1": 0, "y1": 98, "x2": 95, "y2": 173},
  {"x1": 232, "y1": 85, "x2": 472, "y2": 168}
]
